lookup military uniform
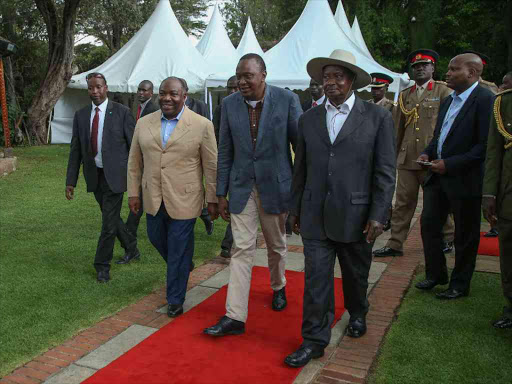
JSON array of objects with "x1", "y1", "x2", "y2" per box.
[
  {"x1": 483, "y1": 89, "x2": 512, "y2": 323},
  {"x1": 374, "y1": 50, "x2": 455, "y2": 256},
  {"x1": 368, "y1": 73, "x2": 396, "y2": 113},
  {"x1": 480, "y1": 78, "x2": 499, "y2": 95},
  {"x1": 368, "y1": 97, "x2": 395, "y2": 112}
]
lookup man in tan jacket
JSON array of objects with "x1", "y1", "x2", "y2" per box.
[
  {"x1": 127, "y1": 77, "x2": 218, "y2": 318},
  {"x1": 374, "y1": 49, "x2": 455, "y2": 257}
]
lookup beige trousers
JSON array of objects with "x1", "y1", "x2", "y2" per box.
[
  {"x1": 225, "y1": 187, "x2": 287, "y2": 323},
  {"x1": 387, "y1": 169, "x2": 454, "y2": 251}
]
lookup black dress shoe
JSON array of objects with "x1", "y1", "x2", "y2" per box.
[
  {"x1": 200, "y1": 212, "x2": 214, "y2": 235},
  {"x1": 167, "y1": 304, "x2": 183, "y2": 318},
  {"x1": 220, "y1": 249, "x2": 231, "y2": 258},
  {"x1": 346, "y1": 317, "x2": 367, "y2": 338},
  {"x1": 442, "y1": 241, "x2": 454, "y2": 253},
  {"x1": 415, "y1": 278, "x2": 448, "y2": 290},
  {"x1": 203, "y1": 316, "x2": 245, "y2": 336},
  {"x1": 492, "y1": 316, "x2": 512, "y2": 329},
  {"x1": 373, "y1": 247, "x2": 403, "y2": 257},
  {"x1": 97, "y1": 270, "x2": 110, "y2": 283},
  {"x1": 436, "y1": 288, "x2": 469, "y2": 300},
  {"x1": 484, "y1": 228, "x2": 499, "y2": 238},
  {"x1": 115, "y1": 249, "x2": 141, "y2": 264},
  {"x1": 284, "y1": 345, "x2": 324, "y2": 367},
  {"x1": 272, "y1": 287, "x2": 287, "y2": 311}
]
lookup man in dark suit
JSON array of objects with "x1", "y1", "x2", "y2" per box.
[
  {"x1": 180, "y1": 78, "x2": 214, "y2": 238},
  {"x1": 203, "y1": 53, "x2": 302, "y2": 337},
  {"x1": 65, "y1": 72, "x2": 140, "y2": 282},
  {"x1": 301, "y1": 78, "x2": 325, "y2": 112},
  {"x1": 136, "y1": 80, "x2": 159, "y2": 121},
  {"x1": 416, "y1": 53, "x2": 494, "y2": 299},
  {"x1": 284, "y1": 50, "x2": 396, "y2": 367},
  {"x1": 212, "y1": 75, "x2": 239, "y2": 258}
]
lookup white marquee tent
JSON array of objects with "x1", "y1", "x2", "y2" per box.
[
  {"x1": 51, "y1": 0, "x2": 210, "y2": 143},
  {"x1": 352, "y1": 16, "x2": 374, "y2": 60},
  {"x1": 261, "y1": 0, "x2": 409, "y2": 92},
  {"x1": 236, "y1": 17, "x2": 265, "y2": 58},
  {"x1": 195, "y1": 3, "x2": 239, "y2": 75},
  {"x1": 334, "y1": 1, "x2": 358, "y2": 52}
]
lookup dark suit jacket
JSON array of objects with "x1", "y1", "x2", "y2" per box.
[
  {"x1": 217, "y1": 84, "x2": 303, "y2": 214},
  {"x1": 185, "y1": 97, "x2": 209, "y2": 120},
  {"x1": 422, "y1": 84, "x2": 494, "y2": 199},
  {"x1": 301, "y1": 99, "x2": 313, "y2": 113},
  {"x1": 212, "y1": 104, "x2": 222, "y2": 144},
  {"x1": 291, "y1": 98, "x2": 396, "y2": 243},
  {"x1": 139, "y1": 99, "x2": 159, "y2": 119},
  {"x1": 66, "y1": 100, "x2": 135, "y2": 194}
]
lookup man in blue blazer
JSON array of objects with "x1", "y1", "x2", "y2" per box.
[
  {"x1": 416, "y1": 53, "x2": 494, "y2": 299},
  {"x1": 204, "y1": 53, "x2": 302, "y2": 337}
]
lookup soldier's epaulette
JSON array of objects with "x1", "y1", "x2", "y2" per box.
[
  {"x1": 400, "y1": 85, "x2": 415, "y2": 94},
  {"x1": 434, "y1": 80, "x2": 448, "y2": 86},
  {"x1": 496, "y1": 88, "x2": 512, "y2": 97},
  {"x1": 481, "y1": 79, "x2": 498, "y2": 87}
]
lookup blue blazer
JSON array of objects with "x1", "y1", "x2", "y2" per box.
[
  {"x1": 216, "y1": 84, "x2": 303, "y2": 214},
  {"x1": 422, "y1": 84, "x2": 494, "y2": 199}
]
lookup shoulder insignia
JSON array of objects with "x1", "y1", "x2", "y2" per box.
[
  {"x1": 481, "y1": 79, "x2": 497, "y2": 86},
  {"x1": 496, "y1": 88, "x2": 512, "y2": 96},
  {"x1": 434, "y1": 80, "x2": 448, "y2": 86}
]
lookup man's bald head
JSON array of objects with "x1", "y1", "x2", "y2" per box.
[{"x1": 446, "y1": 53, "x2": 482, "y2": 94}]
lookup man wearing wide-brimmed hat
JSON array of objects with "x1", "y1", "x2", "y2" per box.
[{"x1": 285, "y1": 50, "x2": 396, "y2": 367}]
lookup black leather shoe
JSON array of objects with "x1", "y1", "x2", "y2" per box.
[
  {"x1": 373, "y1": 247, "x2": 403, "y2": 257},
  {"x1": 442, "y1": 241, "x2": 454, "y2": 253},
  {"x1": 115, "y1": 249, "x2": 141, "y2": 264},
  {"x1": 492, "y1": 317, "x2": 512, "y2": 329},
  {"x1": 220, "y1": 249, "x2": 231, "y2": 258},
  {"x1": 484, "y1": 228, "x2": 499, "y2": 238},
  {"x1": 200, "y1": 213, "x2": 214, "y2": 235},
  {"x1": 346, "y1": 317, "x2": 367, "y2": 338},
  {"x1": 436, "y1": 288, "x2": 469, "y2": 300},
  {"x1": 415, "y1": 278, "x2": 448, "y2": 290},
  {"x1": 203, "y1": 316, "x2": 245, "y2": 336},
  {"x1": 284, "y1": 345, "x2": 324, "y2": 367},
  {"x1": 97, "y1": 270, "x2": 110, "y2": 283},
  {"x1": 272, "y1": 287, "x2": 287, "y2": 311},
  {"x1": 167, "y1": 304, "x2": 183, "y2": 317}
]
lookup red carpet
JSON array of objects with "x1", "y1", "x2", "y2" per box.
[
  {"x1": 477, "y1": 232, "x2": 500, "y2": 256},
  {"x1": 83, "y1": 266, "x2": 345, "y2": 384}
]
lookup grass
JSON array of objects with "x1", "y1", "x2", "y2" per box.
[
  {"x1": 0, "y1": 145, "x2": 227, "y2": 377},
  {"x1": 369, "y1": 270, "x2": 512, "y2": 384}
]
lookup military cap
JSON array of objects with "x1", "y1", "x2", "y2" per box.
[
  {"x1": 407, "y1": 49, "x2": 440, "y2": 67},
  {"x1": 462, "y1": 50, "x2": 490, "y2": 66},
  {"x1": 369, "y1": 73, "x2": 394, "y2": 88}
]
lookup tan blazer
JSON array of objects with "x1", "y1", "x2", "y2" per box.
[{"x1": 127, "y1": 106, "x2": 217, "y2": 219}]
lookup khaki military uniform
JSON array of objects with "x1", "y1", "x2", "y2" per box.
[
  {"x1": 483, "y1": 89, "x2": 512, "y2": 318},
  {"x1": 369, "y1": 96, "x2": 396, "y2": 113},
  {"x1": 386, "y1": 79, "x2": 455, "y2": 251},
  {"x1": 480, "y1": 78, "x2": 499, "y2": 95}
]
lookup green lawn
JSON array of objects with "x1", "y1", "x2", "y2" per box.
[
  {"x1": 369, "y1": 270, "x2": 512, "y2": 384},
  {"x1": 0, "y1": 145, "x2": 227, "y2": 377}
]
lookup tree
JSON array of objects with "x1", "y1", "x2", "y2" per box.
[
  {"x1": 27, "y1": 0, "x2": 81, "y2": 144},
  {"x1": 77, "y1": 0, "x2": 209, "y2": 55}
]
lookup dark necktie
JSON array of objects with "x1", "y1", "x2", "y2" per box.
[
  {"x1": 91, "y1": 107, "x2": 100, "y2": 156},
  {"x1": 137, "y1": 105, "x2": 141, "y2": 121}
]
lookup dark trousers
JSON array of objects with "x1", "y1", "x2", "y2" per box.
[
  {"x1": 221, "y1": 223, "x2": 233, "y2": 251},
  {"x1": 498, "y1": 217, "x2": 512, "y2": 318},
  {"x1": 146, "y1": 204, "x2": 196, "y2": 305},
  {"x1": 302, "y1": 237, "x2": 372, "y2": 349},
  {"x1": 421, "y1": 176, "x2": 481, "y2": 291},
  {"x1": 93, "y1": 169, "x2": 137, "y2": 272}
]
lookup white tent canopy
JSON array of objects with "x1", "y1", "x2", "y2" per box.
[
  {"x1": 259, "y1": 0, "x2": 408, "y2": 92},
  {"x1": 334, "y1": 1, "x2": 357, "y2": 50},
  {"x1": 51, "y1": 0, "x2": 211, "y2": 143},
  {"x1": 236, "y1": 17, "x2": 265, "y2": 58},
  {"x1": 195, "y1": 3, "x2": 239, "y2": 75},
  {"x1": 351, "y1": 16, "x2": 374, "y2": 60}
]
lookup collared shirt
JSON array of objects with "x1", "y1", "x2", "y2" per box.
[
  {"x1": 161, "y1": 105, "x2": 185, "y2": 148},
  {"x1": 312, "y1": 94, "x2": 326, "y2": 107},
  {"x1": 90, "y1": 98, "x2": 108, "y2": 168},
  {"x1": 325, "y1": 93, "x2": 355, "y2": 144},
  {"x1": 416, "y1": 82, "x2": 427, "y2": 98},
  {"x1": 245, "y1": 97, "x2": 264, "y2": 149},
  {"x1": 437, "y1": 81, "x2": 479, "y2": 158},
  {"x1": 139, "y1": 98, "x2": 151, "y2": 116}
]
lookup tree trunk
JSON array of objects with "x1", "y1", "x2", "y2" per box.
[{"x1": 27, "y1": 0, "x2": 81, "y2": 145}]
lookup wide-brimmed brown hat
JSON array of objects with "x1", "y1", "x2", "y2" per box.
[{"x1": 307, "y1": 49, "x2": 371, "y2": 90}]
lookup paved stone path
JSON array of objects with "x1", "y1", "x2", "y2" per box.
[{"x1": 1, "y1": 192, "x2": 500, "y2": 384}]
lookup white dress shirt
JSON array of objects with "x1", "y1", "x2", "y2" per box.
[
  {"x1": 325, "y1": 93, "x2": 355, "y2": 144},
  {"x1": 90, "y1": 98, "x2": 108, "y2": 168},
  {"x1": 437, "y1": 81, "x2": 478, "y2": 158},
  {"x1": 312, "y1": 94, "x2": 326, "y2": 107}
]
